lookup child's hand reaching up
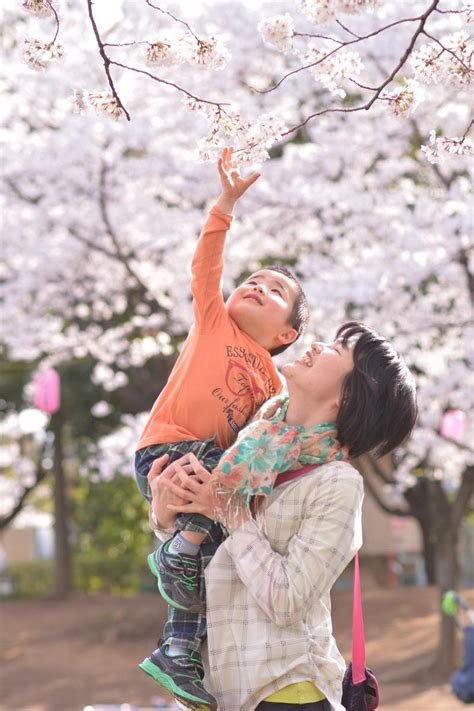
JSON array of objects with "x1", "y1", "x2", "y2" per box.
[{"x1": 216, "y1": 147, "x2": 261, "y2": 214}]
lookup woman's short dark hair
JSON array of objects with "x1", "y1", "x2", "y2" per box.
[
  {"x1": 266, "y1": 266, "x2": 310, "y2": 356},
  {"x1": 335, "y1": 321, "x2": 418, "y2": 458}
]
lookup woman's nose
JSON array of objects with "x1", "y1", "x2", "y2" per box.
[{"x1": 311, "y1": 342, "x2": 324, "y2": 353}]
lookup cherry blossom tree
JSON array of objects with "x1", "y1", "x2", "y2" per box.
[{"x1": 1, "y1": 0, "x2": 473, "y2": 665}]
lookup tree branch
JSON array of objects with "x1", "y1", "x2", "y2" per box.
[
  {"x1": 144, "y1": 0, "x2": 200, "y2": 42},
  {"x1": 257, "y1": 13, "x2": 426, "y2": 95},
  {"x1": 86, "y1": 0, "x2": 131, "y2": 120},
  {"x1": 451, "y1": 465, "x2": 474, "y2": 530},
  {"x1": 275, "y1": 0, "x2": 441, "y2": 138},
  {"x1": 364, "y1": 453, "x2": 395, "y2": 484},
  {"x1": 362, "y1": 470, "x2": 411, "y2": 517},
  {"x1": 107, "y1": 59, "x2": 230, "y2": 110},
  {"x1": 0, "y1": 459, "x2": 48, "y2": 531}
]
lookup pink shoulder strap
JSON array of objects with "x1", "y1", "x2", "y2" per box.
[
  {"x1": 351, "y1": 552, "x2": 366, "y2": 683},
  {"x1": 273, "y1": 464, "x2": 319, "y2": 487}
]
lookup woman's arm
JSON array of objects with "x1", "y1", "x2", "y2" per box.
[{"x1": 224, "y1": 466, "x2": 364, "y2": 627}]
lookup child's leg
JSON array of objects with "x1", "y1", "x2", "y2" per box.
[
  {"x1": 140, "y1": 528, "x2": 224, "y2": 709},
  {"x1": 146, "y1": 439, "x2": 224, "y2": 609},
  {"x1": 173, "y1": 436, "x2": 225, "y2": 546}
]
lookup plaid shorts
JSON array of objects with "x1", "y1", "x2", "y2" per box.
[
  {"x1": 135, "y1": 437, "x2": 227, "y2": 651},
  {"x1": 135, "y1": 437, "x2": 225, "y2": 538}
]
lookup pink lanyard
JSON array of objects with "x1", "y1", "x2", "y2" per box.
[{"x1": 274, "y1": 463, "x2": 319, "y2": 488}]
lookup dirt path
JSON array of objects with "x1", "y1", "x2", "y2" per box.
[{"x1": 1, "y1": 587, "x2": 472, "y2": 711}]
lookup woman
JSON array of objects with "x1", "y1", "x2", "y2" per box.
[{"x1": 147, "y1": 321, "x2": 417, "y2": 711}]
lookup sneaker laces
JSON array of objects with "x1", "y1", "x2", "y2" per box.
[{"x1": 179, "y1": 555, "x2": 199, "y2": 592}]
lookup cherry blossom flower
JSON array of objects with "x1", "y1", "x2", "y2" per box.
[
  {"x1": 258, "y1": 13, "x2": 294, "y2": 53},
  {"x1": 410, "y1": 42, "x2": 445, "y2": 84},
  {"x1": 421, "y1": 130, "x2": 473, "y2": 164},
  {"x1": 295, "y1": 0, "x2": 379, "y2": 25},
  {"x1": 87, "y1": 91, "x2": 126, "y2": 121},
  {"x1": 411, "y1": 32, "x2": 473, "y2": 87},
  {"x1": 22, "y1": 0, "x2": 54, "y2": 16},
  {"x1": 23, "y1": 38, "x2": 63, "y2": 71},
  {"x1": 443, "y1": 31, "x2": 474, "y2": 87},
  {"x1": 182, "y1": 34, "x2": 231, "y2": 70},
  {"x1": 299, "y1": 44, "x2": 363, "y2": 97},
  {"x1": 71, "y1": 88, "x2": 87, "y2": 115},
  {"x1": 145, "y1": 39, "x2": 182, "y2": 68},
  {"x1": 383, "y1": 79, "x2": 424, "y2": 118}
]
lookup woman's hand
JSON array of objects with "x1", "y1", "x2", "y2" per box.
[
  {"x1": 147, "y1": 453, "x2": 193, "y2": 530},
  {"x1": 166, "y1": 453, "x2": 253, "y2": 533},
  {"x1": 163, "y1": 453, "x2": 218, "y2": 520},
  {"x1": 215, "y1": 147, "x2": 261, "y2": 214}
]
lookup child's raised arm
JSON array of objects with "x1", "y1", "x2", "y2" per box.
[
  {"x1": 215, "y1": 147, "x2": 261, "y2": 215},
  {"x1": 190, "y1": 148, "x2": 261, "y2": 331}
]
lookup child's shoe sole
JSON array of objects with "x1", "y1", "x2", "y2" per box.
[{"x1": 139, "y1": 657, "x2": 214, "y2": 707}]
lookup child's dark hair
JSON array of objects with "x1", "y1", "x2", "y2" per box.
[
  {"x1": 266, "y1": 265, "x2": 309, "y2": 356},
  {"x1": 335, "y1": 321, "x2": 418, "y2": 458}
]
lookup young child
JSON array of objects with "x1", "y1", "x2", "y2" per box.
[{"x1": 135, "y1": 148, "x2": 309, "y2": 708}]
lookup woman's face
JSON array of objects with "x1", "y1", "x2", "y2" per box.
[{"x1": 282, "y1": 338, "x2": 356, "y2": 406}]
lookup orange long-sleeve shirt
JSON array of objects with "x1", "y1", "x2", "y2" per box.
[{"x1": 136, "y1": 206, "x2": 283, "y2": 452}]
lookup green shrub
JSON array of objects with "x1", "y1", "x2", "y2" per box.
[
  {"x1": 70, "y1": 473, "x2": 155, "y2": 593},
  {"x1": 0, "y1": 559, "x2": 54, "y2": 598}
]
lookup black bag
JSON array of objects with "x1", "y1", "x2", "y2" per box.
[
  {"x1": 342, "y1": 662, "x2": 379, "y2": 711},
  {"x1": 341, "y1": 554, "x2": 380, "y2": 711}
]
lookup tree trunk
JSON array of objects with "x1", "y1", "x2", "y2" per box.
[
  {"x1": 433, "y1": 481, "x2": 459, "y2": 675},
  {"x1": 420, "y1": 522, "x2": 437, "y2": 585},
  {"x1": 51, "y1": 415, "x2": 72, "y2": 599}
]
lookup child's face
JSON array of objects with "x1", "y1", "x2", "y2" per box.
[{"x1": 226, "y1": 269, "x2": 299, "y2": 352}]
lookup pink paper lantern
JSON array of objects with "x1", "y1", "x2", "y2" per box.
[
  {"x1": 440, "y1": 409, "x2": 465, "y2": 444},
  {"x1": 34, "y1": 368, "x2": 61, "y2": 415}
]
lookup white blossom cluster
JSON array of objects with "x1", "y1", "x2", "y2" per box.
[
  {"x1": 258, "y1": 13, "x2": 294, "y2": 53},
  {"x1": 184, "y1": 99, "x2": 286, "y2": 164},
  {"x1": 84, "y1": 414, "x2": 148, "y2": 482},
  {"x1": 22, "y1": 0, "x2": 53, "y2": 16},
  {"x1": 298, "y1": 44, "x2": 363, "y2": 97},
  {"x1": 421, "y1": 129, "x2": 473, "y2": 164},
  {"x1": 146, "y1": 33, "x2": 231, "y2": 71},
  {"x1": 411, "y1": 31, "x2": 474, "y2": 87},
  {"x1": 383, "y1": 79, "x2": 424, "y2": 118},
  {"x1": 23, "y1": 38, "x2": 63, "y2": 70},
  {"x1": 295, "y1": 0, "x2": 379, "y2": 26},
  {"x1": 72, "y1": 89, "x2": 126, "y2": 121}
]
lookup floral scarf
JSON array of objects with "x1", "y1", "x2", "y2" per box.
[{"x1": 211, "y1": 394, "x2": 348, "y2": 522}]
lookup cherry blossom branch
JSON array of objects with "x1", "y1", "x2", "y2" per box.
[
  {"x1": 256, "y1": 8, "x2": 437, "y2": 95},
  {"x1": 47, "y1": 0, "x2": 60, "y2": 44},
  {"x1": 103, "y1": 40, "x2": 151, "y2": 48},
  {"x1": 422, "y1": 30, "x2": 472, "y2": 74},
  {"x1": 107, "y1": 59, "x2": 230, "y2": 109},
  {"x1": 86, "y1": 0, "x2": 131, "y2": 120},
  {"x1": 280, "y1": 0, "x2": 441, "y2": 138},
  {"x1": 144, "y1": 0, "x2": 200, "y2": 42},
  {"x1": 435, "y1": 7, "x2": 468, "y2": 15},
  {"x1": 85, "y1": 0, "x2": 230, "y2": 121}
]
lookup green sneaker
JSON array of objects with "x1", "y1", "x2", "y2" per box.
[
  {"x1": 139, "y1": 646, "x2": 217, "y2": 710},
  {"x1": 148, "y1": 539, "x2": 201, "y2": 612}
]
